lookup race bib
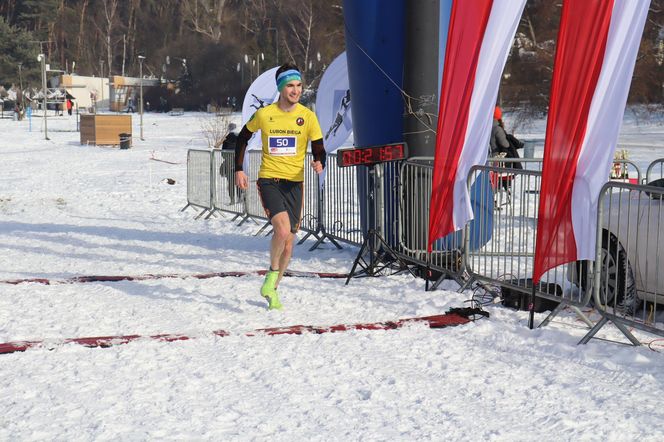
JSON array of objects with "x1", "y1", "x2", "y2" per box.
[{"x1": 268, "y1": 136, "x2": 297, "y2": 156}]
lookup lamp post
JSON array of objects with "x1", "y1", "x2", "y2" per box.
[
  {"x1": 38, "y1": 53, "x2": 49, "y2": 140},
  {"x1": 267, "y1": 27, "x2": 278, "y2": 64},
  {"x1": 258, "y1": 52, "x2": 264, "y2": 78},
  {"x1": 138, "y1": 55, "x2": 145, "y2": 140},
  {"x1": 18, "y1": 62, "x2": 23, "y2": 90},
  {"x1": 99, "y1": 59, "x2": 105, "y2": 112}
]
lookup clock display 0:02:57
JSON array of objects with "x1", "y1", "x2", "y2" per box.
[{"x1": 340, "y1": 144, "x2": 405, "y2": 167}]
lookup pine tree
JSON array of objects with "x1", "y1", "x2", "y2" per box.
[{"x1": 0, "y1": 16, "x2": 40, "y2": 89}]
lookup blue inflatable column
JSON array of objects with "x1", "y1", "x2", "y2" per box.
[
  {"x1": 343, "y1": 0, "x2": 405, "y2": 242},
  {"x1": 343, "y1": 0, "x2": 405, "y2": 147}
]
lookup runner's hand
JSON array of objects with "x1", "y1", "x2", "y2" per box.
[
  {"x1": 235, "y1": 171, "x2": 248, "y2": 189},
  {"x1": 310, "y1": 160, "x2": 324, "y2": 174}
]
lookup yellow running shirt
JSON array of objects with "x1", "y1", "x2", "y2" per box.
[{"x1": 246, "y1": 103, "x2": 323, "y2": 182}]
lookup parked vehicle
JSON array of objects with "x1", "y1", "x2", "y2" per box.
[{"x1": 570, "y1": 178, "x2": 664, "y2": 313}]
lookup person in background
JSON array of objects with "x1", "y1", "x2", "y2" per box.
[
  {"x1": 222, "y1": 122, "x2": 238, "y2": 149},
  {"x1": 66, "y1": 98, "x2": 73, "y2": 116},
  {"x1": 490, "y1": 105, "x2": 510, "y2": 155},
  {"x1": 221, "y1": 123, "x2": 238, "y2": 204},
  {"x1": 234, "y1": 63, "x2": 326, "y2": 310}
]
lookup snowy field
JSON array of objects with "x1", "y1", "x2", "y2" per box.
[{"x1": 1, "y1": 110, "x2": 664, "y2": 441}]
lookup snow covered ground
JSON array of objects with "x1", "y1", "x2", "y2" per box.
[{"x1": 1, "y1": 110, "x2": 664, "y2": 441}]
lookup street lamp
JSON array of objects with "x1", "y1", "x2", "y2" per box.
[
  {"x1": 38, "y1": 53, "x2": 49, "y2": 140},
  {"x1": 244, "y1": 53, "x2": 264, "y2": 82},
  {"x1": 243, "y1": 54, "x2": 251, "y2": 83},
  {"x1": 308, "y1": 52, "x2": 322, "y2": 77},
  {"x1": 237, "y1": 62, "x2": 244, "y2": 87},
  {"x1": 138, "y1": 55, "x2": 145, "y2": 141}
]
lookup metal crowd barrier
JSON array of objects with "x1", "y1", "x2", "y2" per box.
[
  {"x1": 237, "y1": 151, "x2": 326, "y2": 240},
  {"x1": 579, "y1": 181, "x2": 664, "y2": 344},
  {"x1": 380, "y1": 161, "x2": 403, "y2": 248},
  {"x1": 188, "y1": 149, "x2": 352, "y2": 246},
  {"x1": 487, "y1": 156, "x2": 543, "y2": 173},
  {"x1": 209, "y1": 149, "x2": 245, "y2": 220},
  {"x1": 319, "y1": 153, "x2": 367, "y2": 247},
  {"x1": 397, "y1": 158, "x2": 463, "y2": 280},
  {"x1": 462, "y1": 165, "x2": 590, "y2": 313},
  {"x1": 646, "y1": 158, "x2": 664, "y2": 184},
  {"x1": 294, "y1": 154, "x2": 342, "y2": 250},
  {"x1": 396, "y1": 158, "x2": 552, "y2": 289},
  {"x1": 181, "y1": 149, "x2": 213, "y2": 219},
  {"x1": 241, "y1": 150, "x2": 269, "y2": 230},
  {"x1": 393, "y1": 158, "x2": 604, "y2": 320},
  {"x1": 464, "y1": 161, "x2": 650, "y2": 329},
  {"x1": 300, "y1": 153, "x2": 322, "y2": 238},
  {"x1": 398, "y1": 158, "x2": 433, "y2": 264}
]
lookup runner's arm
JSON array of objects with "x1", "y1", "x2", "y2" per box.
[
  {"x1": 311, "y1": 138, "x2": 326, "y2": 168},
  {"x1": 235, "y1": 125, "x2": 253, "y2": 172}
]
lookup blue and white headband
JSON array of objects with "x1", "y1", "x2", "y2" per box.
[{"x1": 276, "y1": 69, "x2": 302, "y2": 92}]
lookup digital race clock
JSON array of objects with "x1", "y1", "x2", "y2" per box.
[{"x1": 336, "y1": 142, "x2": 408, "y2": 167}]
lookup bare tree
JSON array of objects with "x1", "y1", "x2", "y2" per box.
[
  {"x1": 0, "y1": 1, "x2": 21, "y2": 23},
  {"x1": 76, "y1": 0, "x2": 89, "y2": 63},
  {"x1": 99, "y1": 0, "x2": 119, "y2": 75},
  {"x1": 200, "y1": 113, "x2": 233, "y2": 150},
  {"x1": 283, "y1": 0, "x2": 315, "y2": 72},
  {"x1": 126, "y1": 0, "x2": 140, "y2": 69},
  {"x1": 182, "y1": 0, "x2": 230, "y2": 43}
]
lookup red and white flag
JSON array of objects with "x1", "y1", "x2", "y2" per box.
[
  {"x1": 428, "y1": 0, "x2": 526, "y2": 251},
  {"x1": 533, "y1": 0, "x2": 650, "y2": 283}
]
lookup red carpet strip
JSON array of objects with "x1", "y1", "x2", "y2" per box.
[{"x1": 0, "y1": 313, "x2": 470, "y2": 355}]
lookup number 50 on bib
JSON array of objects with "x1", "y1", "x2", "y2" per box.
[{"x1": 268, "y1": 136, "x2": 297, "y2": 156}]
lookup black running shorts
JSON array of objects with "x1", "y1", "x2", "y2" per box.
[{"x1": 257, "y1": 178, "x2": 304, "y2": 233}]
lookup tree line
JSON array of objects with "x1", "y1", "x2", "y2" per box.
[
  {"x1": 503, "y1": 0, "x2": 664, "y2": 112},
  {"x1": 1, "y1": 0, "x2": 662, "y2": 111},
  {"x1": 0, "y1": 0, "x2": 344, "y2": 108}
]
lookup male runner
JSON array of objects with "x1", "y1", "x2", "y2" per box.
[{"x1": 235, "y1": 63, "x2": 326, "y2": 310}]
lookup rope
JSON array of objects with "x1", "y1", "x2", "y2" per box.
[{"x1": 343, "y1": 22, "x2": 439, "y2": 135}]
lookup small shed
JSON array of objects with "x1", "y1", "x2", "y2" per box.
[{"x1": 80, "y1": 114, "x2": 132, "y2": 146}]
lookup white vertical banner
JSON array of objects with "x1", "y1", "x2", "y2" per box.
[
  {"x1": 315, "y1": 52, "x2": 352, "y2": 188},
  {"x1": 241, "y1": 67, "x2": 279, "y2": 171},
  {"x1": 315, "y1": 52, "x2": 353, "y2": 153}
]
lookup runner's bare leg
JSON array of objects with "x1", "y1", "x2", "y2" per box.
[
  {"x1": 269, "y1": 211, "x2": 293, "y2": 288},
  {"x1": 276, "y1": 233, "x2": 295, "y2": 287}
]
